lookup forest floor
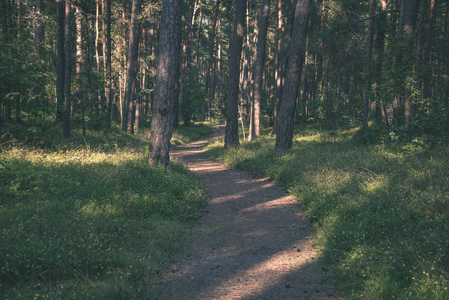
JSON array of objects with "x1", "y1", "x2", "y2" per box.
[{"x1": 153, "y1": 125, "x2": 342, "y2": 299}]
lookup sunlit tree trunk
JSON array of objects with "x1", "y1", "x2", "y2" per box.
[
  {"x1": 95, "y1": 0, "x2": 102, "y2": 115},
  {"x1": 275, "y1": 0, "x2": 312, "y2": 156},
  {"x1": 273, "y1": 0, "x2": 282, "y2": 128},
  {"x1": 249, "y1": 0, "x2": 270, "y2": 141},
  {"x1": 224, "y1": 0, "x2": 247, "y2": 149}
]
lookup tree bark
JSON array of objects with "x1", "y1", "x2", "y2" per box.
[
  {"x1": 63, "y1": 0, "x2": 72, "y2": 138},
  {"x1": 273, "y1": 0, "x2": 282, "y2": 128},
  {"x1": 75, "y1": 7, "x2": 83, "y2": 110},
  {"x1": 206, "y1": 0, "x2": 221, "y2": 119},
  {"x1": 34, "y1": 0, "x2": 44, "y2": 48},
  {"x1": 422, "y1": 0, "x2": 435, "y2": 102},
  {"x1": 56, "y1": 1, "x2": 65, "y2": 123},
  {"x1": 142, "y1": 11, "x2": 156, "y2": 129},
  {"x1": 122, "y1": 0, "x2": 142, "y2": 133},
  {"x1": 363, "y1": 0, "x2": 375, "y2": 130},
  {"x1": 224, "y1": 0, "x2": 247, "y2": 149},
  {"x1": 95, "y1": 0, "x2": 102, "y2": 115},
  {"x1": 275, "y1": 0, "x2": 312, "y2": 156},
  {"x1": 403, "y1": 0, "x2": 421, "y2": 135},
  {"x1": 274, "y1": 0, "x2": 297, "y2": 129},
  {"x1": 104, "y1": 0, "x2": 113, "y2": 124},
  {"x1": 249, "y1": 0, "x2": 270, "y2": 141},
  {"x1": 148, "y1": 0, "x2": 182, "y2": 170},
  {"x1": 182, "y1": 0, "x2": 195, "y2": 125}
]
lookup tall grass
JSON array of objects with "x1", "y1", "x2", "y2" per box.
[
  {"x1": 0, "y1": 120, "x2": 210, "y2": 299},
  {"x1": 206, "y1": 128, "x2": 449, "y2": 299}
]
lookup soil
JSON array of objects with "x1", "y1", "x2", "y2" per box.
[{"x1": 153, "y1": 126, "x2": 342, "y2": 299}]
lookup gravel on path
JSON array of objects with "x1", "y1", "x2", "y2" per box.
[{"x1": 153, "y1": 126, "x2": 342, "y2": 300}]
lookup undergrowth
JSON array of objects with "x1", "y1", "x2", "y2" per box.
[
  {"x1": 0, "y1": 120, "x2": 210, "y2": 299},
  {"x1": 206, "y1": 127, "x2": 449, "y2": 299}
]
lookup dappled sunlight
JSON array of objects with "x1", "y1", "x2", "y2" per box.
[
  {"x1": 241, "y1": 195, "x2": 293, "y2": 213},
  {"x1": 362, "y1": 174, "x2": 389, "y2": 195},
  {"x1": 79, "y1": 201, "x2": 116, "y2": 217},
  {"x1": 204, "y1": 240, "x2": 319, "y2": 299},
  {"x1": 158, "y1": 129, "x2": 336, "y2": 299}
]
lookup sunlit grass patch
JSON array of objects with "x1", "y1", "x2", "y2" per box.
[
  {"x1": 206, "y1": 126, "x2": 449, "y2": 299},
  {"x1": 171, "y1": 122, "x2": 214, "y2": 145},
  {"x1": 0, "y1": 121, "x2": 211, "y2": 299}
]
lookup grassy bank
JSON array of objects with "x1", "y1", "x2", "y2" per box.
[
  {"x1": 0, "y1": 121, "x2": 212, "y2": 299},
  {"x1": 206, "y1": 128, "x2": 449, "y2": 299}
]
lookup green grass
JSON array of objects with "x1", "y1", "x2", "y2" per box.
[
  {"x1": 206, "y1": 127, "x2": 449, "y2": 299},
  {"x1": 0, "y1": 120, "x2": 211, "y2": 299}
]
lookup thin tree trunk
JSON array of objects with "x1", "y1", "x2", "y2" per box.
[
  {"x1": 123, "y1": 0, "x2": 142, "y2": 133},
  {"x1": 422, "y1": 0, "x2": 435, "y2": 102},
  {"x1": 249, "y1": 0, "x2": 270, "y2": 141},
  {"x1": 95, "y1": 0, "x2": 102, "y2": 115},
  {"x1": 104, "y1": 0, "x2": 113, "y2": 123},
  {"x1": 273, "y1": 0, "x2": 282, "y2": 128},
  {"x1": 149, "y1": 0, "x2": 182, "y2": 170},
  {"x1": 142, "y1": 11, "x2": 156, "y2": 127},
  {"x1": 63, "y1": 0, "x2": 72, "y2": 138},
  {"x1": 275, "y1": 0, "x2": 312, "y2": 156},
  {"x1": 56, "y1": 1, "x2": 65, "y2": 123},
  {"x1": 363, "y1": 0, "x2": 375, "y2": 130},
  {"x1": 403, "y1": 0, "x2": 421, "y2": 135},
  {"x1": 75, "y1": 7, "x2": 83, "y2": 113},
  {"x1": 207, "y1": 0, "x2": 220, "y2": 119},
  {"x1": 224, "y1": 0, "x2": 247, "y2": 149},
  {"x1": 376, "y1": 0, "x2": 388, "y2": 127},
  {"x1": 182, "y1": 0, "x2": 195, "y2": 125}
]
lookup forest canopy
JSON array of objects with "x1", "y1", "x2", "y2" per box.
[{"x1": 0, "y1": 0, "x2": 447, "y2": 150}]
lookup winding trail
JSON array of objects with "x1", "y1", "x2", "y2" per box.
[{"x1": 154, "y1": 126, "x2": 340, "y2": 299}]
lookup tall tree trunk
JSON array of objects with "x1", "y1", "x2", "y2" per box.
[
  {"x1": 403, "y1": 0, "x2": 421, "y2": 135},
  {"x1": 206, "y1": 0, "x2": 221, "y2": 119},
  {"x1": 224, "y1": 0, "x2": 247, "y2": 149},
  {"x1": 34, "y1": 0, "x2": 44, "y2": 48},
  {"x1": 274, "y1": 0, "x2": 297, "y2": 128},
  {"x1": 249, "y1": 0, "x2": 270, "y2": 141},
  {"x1": 122, "y1": 0, "x2": 142, "y2": 133},
  {"x1": 376, "y1": 0, "x2": 391, "y2": 128},
  {"x1": 148, "y1": 0, "x2": 182, "y2": 170},
  {"x1": 56, "y1": 1, "x2": 65, "y2": 123},
  {"x1": 273, "y1": 0, "x2": 282, "y2": 128},
  {"x1": 104, "y1": 0, "x2": 113, "y2": 123},
  {"x1": 363, "y1": 0, "x2": 375, "y2": 130},
  {"x1": 75, "y1": 7, "x2": 83, "y2": 111},
  {"x1": 95, "y1": 0, "x2": 102, "y2": 115},
  {"x1": 63, "y1": 0, "x2": 72, "y2": 138},
  {"x1": 141, "y1": 11, "x2": 156, "y2": 129},
  {"x1": 422, "y1": 0, "x2": 435, "y2": 102},
  {"x1": 182, "y1": 0, "x2": 195, "y2": 125},
  {"x1": 275, "y1": 0, "x2": 312, "y2": 156}
]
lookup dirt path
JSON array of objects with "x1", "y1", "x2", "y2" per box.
[{"x1": 153, "y1": 126, "x2": 340, "y2": 299}]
